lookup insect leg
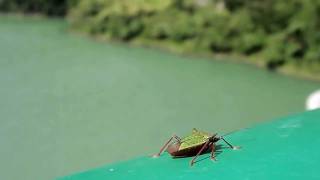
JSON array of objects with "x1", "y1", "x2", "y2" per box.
[
  {"x1": 174, "y1": 135, "x2": 181, "y2": 142},
  {"x1": 152, "y1": 134, "x2": 181, "y2": 158},
  {"x1": 210, "y1": 143, "x2": 216, "y2": 161},
  {"x1": 190, "y1": 141, "x2": 210, "y2": 166},
  {"x1": 220, "y1": 137, "x2": 240, "y2": 150}
]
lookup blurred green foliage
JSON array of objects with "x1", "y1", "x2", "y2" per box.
[
  {"x1": 0, "y1": 0, "x2": 77, "y2": 16},
  {"x1": 67, "y1": 0, "x2": 320, "y2": 73},
  {"x1": 1, "y1": 0, "x2": 320, "y2": 77}
]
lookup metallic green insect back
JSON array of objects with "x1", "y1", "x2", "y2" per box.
[{"x1": 178, "y1": 128, "x2": 211, "y2": 150}]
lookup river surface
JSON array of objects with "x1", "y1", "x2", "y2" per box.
[{"x1": 0, "y1": 16, "x2": 319, "y2": 180}]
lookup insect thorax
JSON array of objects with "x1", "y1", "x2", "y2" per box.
[{"x1": 178, "y1": 129, "x2": 211, "y2": 150}]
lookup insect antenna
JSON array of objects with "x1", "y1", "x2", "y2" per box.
[
  {"x1": 220, "y1": 128, "x2": 247, "y2": 137},
  {"x1": 220, "y1": 131, "x2": 236, "y2": 138}
]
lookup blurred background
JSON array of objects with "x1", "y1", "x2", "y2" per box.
[{"x1": 0, "y1": 0, "x2": 319, "y2": 179}]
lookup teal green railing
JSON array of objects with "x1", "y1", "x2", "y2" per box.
[{"x1": 58, "y1": 110, "x2": 320, "y2": 180}]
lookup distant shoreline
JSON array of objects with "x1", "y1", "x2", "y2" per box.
[
  {"x1": 1, "y1": 13, "x2": 319, "y2": 82},
  {"x1": 69, "y1": 27, "x2": 320, "y2": 83}
]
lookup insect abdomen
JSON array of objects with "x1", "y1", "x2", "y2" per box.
[{"x1": 168, "y1": 143, "x2": 209, "y2": 157}]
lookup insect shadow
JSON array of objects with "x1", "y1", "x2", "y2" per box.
[{"x1": 189, "y1": 144, "x2": 229, "y2": 164}]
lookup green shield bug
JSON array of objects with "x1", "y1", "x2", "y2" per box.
[{"x1": 152, "y1": 128, "x2": 240, "y2": 166}]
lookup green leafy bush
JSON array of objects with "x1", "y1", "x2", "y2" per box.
[{"x1": 0, "y1": 0, "x2": 76, "y2": 16}]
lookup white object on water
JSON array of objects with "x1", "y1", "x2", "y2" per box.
[{"x1": 306, "y1": 90, "x2": 320, "y2": 110}]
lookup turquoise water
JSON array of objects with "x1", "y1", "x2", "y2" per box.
[{"x1": 0, "y1": 16, "x2": 319, "y2": 180}]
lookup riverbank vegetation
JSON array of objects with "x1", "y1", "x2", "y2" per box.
[
  {"x1": 0, "y1": 0, "x2": 75, "y2": 16},
  {"x1": 1, "y1": 0, "x2": 320, "y2": 80}
]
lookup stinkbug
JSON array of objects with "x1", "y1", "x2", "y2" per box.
[{"x1": 152, "y1": 128, "x2": 240, "y2": 166}]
